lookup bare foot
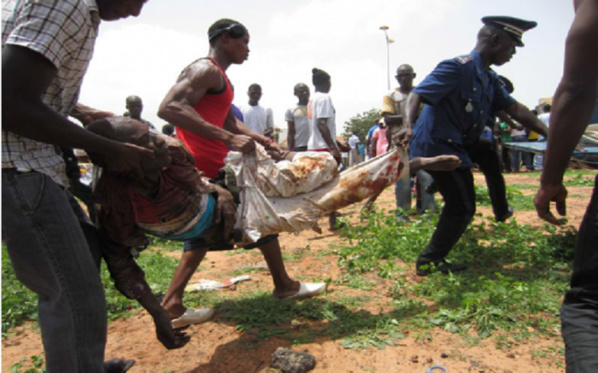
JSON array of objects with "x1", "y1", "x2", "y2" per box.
[{"x1": 410, "y1": 155, "x2": 461, "y2": 172}]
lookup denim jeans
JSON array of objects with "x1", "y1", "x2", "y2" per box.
[
  {"x1": 394, "y1": 170, "x2": 436, "y2": 213},
  {"x1": 510, "y1": 135, "x2": 531, "y2": 171},
  {"x1": 561, "y1": 176, "x2": 598, "y2": 372},
  {"x1": 534, "y1": 138, "x2": 546, "y2": 171},
  {"x1": 2, "y1": 170, "x2": 107, "y2": 373}
]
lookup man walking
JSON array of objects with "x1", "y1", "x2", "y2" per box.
[
  {"x1": 158, "y1": 19, "x2": 325, "y2": 328},
  {"x1": 398, "y1": 16, "x2": 548, "y2": 276}
]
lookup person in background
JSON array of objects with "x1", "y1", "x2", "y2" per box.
[
  {"x1": 348, "y1": 131, "x2": 361, "y2": 166},
  {"x1": 365, "y1": 119, "x2": 380, "y2": 160},
  {"x1": 361, "y1": 119, "x2": 390, "y2": 212},
  {"x1": 126, "y1": 95, "x2": 155, "y2": 129},
  {"x1": 307, "y1": 67, "x2": 344, "y2": 230},
  {"x1": 383, "y1": 64, "x2": 436, "y2": 216},
  {"x1": 534, "y1": 103, "x2": 551, "y2": 170},
  {"x1": 534, "y1": 0, "x2": 598, "y2": 370},
  {"x1": 2, "y1": 0, "x2": 156, "y2": 371},
  {"x1": 510, "y1": 110, "x2": 533, "y2": 173},
  {"x1": 285, "y1": 83, "x2": 310, "y2": 151},
  {"x1": 240, "y1": 83, "x2": 274, "y2": 138}
]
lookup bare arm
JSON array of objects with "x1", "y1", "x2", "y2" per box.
[
  {"x1": 392, "y1": 92, "x2": 421, "y2": 146},
  {"x1": 287, "y1": 120, "x2": 296, "y2": 150},
  {"x1": 317, "y1": 117, "x2": 341, "y2": 162},
  {"x1": 496, "y1": 110, "x2": 523, "y2": 130},
  {"x1": 2, "y1": 45, "x2": 153, "y2": 177},
  {"x1": 157, "y1": 60, "x2": 254, "y2": 153},
  {"x1": 504, "y1": 102, "x2": 548, "y2": 137},
  {"x1": 70, "y1": 103, "x2": 115, "y2": 127},
  {"x1": 535, "y1": 0, "x2": 598, "y2": 225},
  {"x1": 223, "y1": 112, "x2": 280, "y2": 153}
]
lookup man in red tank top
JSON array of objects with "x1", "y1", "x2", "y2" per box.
[{"x1": 158, "y1": 19, "x2": 326, "y2": 328}]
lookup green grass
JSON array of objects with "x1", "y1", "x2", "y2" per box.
[
  {"x1": 335, "y1": 210, "x2": 576, "y2": 340},
  {"x1": 563, "y1": 173, "x2": 595, "y2": 187},
  {"x1": 2, "y1": 170, "x2": 589, "y2": 356},
  {"x1": 2, "y1": 245, "x2": 179, "y2": 333},
  {"x1": 475, "y1": 185, "x2": 536, "y2": 211}
]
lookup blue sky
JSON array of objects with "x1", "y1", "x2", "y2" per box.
[{"x1": 79, "y1": 0, "x2": 575, "y2": 132}]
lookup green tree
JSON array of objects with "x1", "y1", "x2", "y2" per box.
[{"x1": 343, "y1": 108, "x2": 380, "y2": 142}]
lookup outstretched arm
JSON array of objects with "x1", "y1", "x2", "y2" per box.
[
  {"x1": 534, "y1": 0, "x2": 598, "y2": 225},
  {"x1": 504, "y1": 102, "x2": 548, "y2": 138}
]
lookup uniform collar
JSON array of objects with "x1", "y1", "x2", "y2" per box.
[{"x1": 470, "y1": 50, "x2": 490, "y2": 87}]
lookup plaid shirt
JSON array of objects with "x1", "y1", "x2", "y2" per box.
[{"x1": 2, "y1": 0, "x2": 100, "y2": 187}]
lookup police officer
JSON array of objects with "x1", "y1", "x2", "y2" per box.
[{"x1": 397, "y1": 16, "x2": 548, "y2": 276}]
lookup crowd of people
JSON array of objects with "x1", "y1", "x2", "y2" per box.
[{"x1": 2, "y1": 0, "x2": 597, "y2": 372}]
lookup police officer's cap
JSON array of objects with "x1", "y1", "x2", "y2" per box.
[{"x1": 481, "y1": 16, "x2": 537, "y2": 47}]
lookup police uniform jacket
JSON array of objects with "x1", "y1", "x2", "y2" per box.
[{"x1": 409, "y1": 50, "x2": 515, "y2": 168}]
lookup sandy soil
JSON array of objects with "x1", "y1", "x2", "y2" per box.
[{"x1": 2, "y1": 171, "x2": 594, "y2": 373}]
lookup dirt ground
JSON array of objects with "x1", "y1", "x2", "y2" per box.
[{"x1": 2, "y1": 171, "x2": 594, "y2": 373}]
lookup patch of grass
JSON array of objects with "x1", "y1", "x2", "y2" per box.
[
  {"x1": 2, "y1": 245, "x2": 38, "y2": 335},
  {"x1": 564, "y1": 173, "x2": 595, "y2": 187},
  {"x1": 9, "y1": 355, "x2": 44, "y2": 373},
  {"x1": 216, "y1": 293, "x2": 412, "y2": 348},
  {"x1": 507, "y1": 184, "x2": 537, "y2": 190},
  {"x1": 335, "y1": 211, "x2": 576, "y2": 339},
  {"x1": 475, "y1": 185, "x2": 535, "y2": 211},
  {"x1": 337, "y1": 274, "x2": 377, "y2": 291},
  {"x1": 2, "y1": 244, "x2": 180, "y2": 331}
]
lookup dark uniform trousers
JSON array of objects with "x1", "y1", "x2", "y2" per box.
[
  {"x1": 466, "y1": 137, "x2": 510, "y2": 221},
  {"x1": 417, "y1": 138, "x2": 509, "y2": 263}
]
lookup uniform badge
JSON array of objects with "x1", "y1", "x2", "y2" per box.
[{"x1": 465, "y1": 101, "x2": 473, "y2": 113}]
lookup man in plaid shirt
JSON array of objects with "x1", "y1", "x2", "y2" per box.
[{"x1": 1, "y1": 1, "x2": 172, "y2": 372}]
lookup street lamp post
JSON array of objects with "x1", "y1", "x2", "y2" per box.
[{"x1": 379, "y1": 25, "x2": 394, "y2": 90}]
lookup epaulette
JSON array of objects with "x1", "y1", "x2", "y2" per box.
[{"x1": 455, "y1": 54, "x2": 474, "y2": 64}]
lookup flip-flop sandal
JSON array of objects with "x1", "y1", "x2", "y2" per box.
[{"x1": 281, "y1": 282, "x2": 327, "y2": 300}]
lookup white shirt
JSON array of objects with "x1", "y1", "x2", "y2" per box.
[
  {"x1": 240, "y1": 104, "x2": 274, "y2": 134},
  {"x1": 348, "y1": 134, "x2": 360, "y2": 149},
  {"x1": 538, "y1": 112, "x2": 550, "y2": 140},
  {"x1": 285, "y1": 105, "x2": 310, "y2": 148},
  {"x1": 308, "y1": 91, "x2": 336, "y2": 150}
]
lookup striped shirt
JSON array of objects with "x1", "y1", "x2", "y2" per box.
[{"x1": 2, "y1": 0, "x2": 100, "y2": 187}]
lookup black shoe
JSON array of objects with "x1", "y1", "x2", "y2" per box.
[
  {"x1": 416, "y1": 260, "x2": 467, "y2": 276},
  {"x1": 496, "y1": 205, "x2": 514, "y2": 222},
  {"x1": 104, "y1": 358, "x2": 135, "y2": 373}
]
